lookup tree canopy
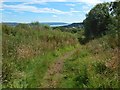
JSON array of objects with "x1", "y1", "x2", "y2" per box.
[
  {"x1": 83, "y1": 1, "x2": 119, "y2": 42},
  {"x1": 83, "y1": 3, "x2": 110, "y2": 39}
]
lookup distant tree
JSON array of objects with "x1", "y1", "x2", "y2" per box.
[
  {"x1": 16, "y1": 23, "x2": 30, "y2": 29},
  {"x1": 2, "y1": 24, "x2": 13, "y2": 35},
  {"x1": 30, "y1": 21, "x2": 40, "y2": 26},
  {"x1": 30, "y1": 21, "x2": 51, "y2": 30},
  {"x1": 30, "y1": 21, "x2": 43, "y2": 30},
  {"x1": 44, "y1": 24, "x2": 51, "y2": 30}
]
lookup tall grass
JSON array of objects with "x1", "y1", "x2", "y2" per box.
[
  {"x1": 2, "y1": 23, "x2": 78, "y2": 88},
  {"x1": 59, "y1": 36, "x2": 119, "y2": 88},
  {"x1": 2, "y1": 22, "x2": 119, "y2": 88}
]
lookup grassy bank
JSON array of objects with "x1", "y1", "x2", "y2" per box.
[
  {"x1": 58, "y1": 36, "x2": 119, "y2": 88},
  {"x1": 2, "y1": 23, "x2": 79, "y2": 88},
  {"x1": 2, "y1": 21, "x2": 119, "y2": 88}
]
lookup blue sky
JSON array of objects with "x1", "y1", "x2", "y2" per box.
[{"x1": 1, "y1": 0, "x2": 115, "y2": 23}]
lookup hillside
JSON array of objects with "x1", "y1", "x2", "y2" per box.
[
  {"x1": 61, "y1": 22, "x2": 83, "y2": 28},
  {"x1": 2, "y1": 21, "x2": 119, "y2": 88},
  {"x1": 2, "y1": 1, "x2": 119, "y2": 89},
  {"x1": 2, "y1": 23, "x2": 79, "y2": 88}
]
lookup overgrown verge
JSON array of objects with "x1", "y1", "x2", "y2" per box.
[
  {"x1": 58, "y1": 36, "x2": 119, "y2": 88},
  {"x1": 2, "y1": 23, "x2": 79, "y2": 88}
]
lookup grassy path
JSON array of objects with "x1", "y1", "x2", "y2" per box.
[{"x1": 40, "y1": 48, "x2": 79, "y2": 88}]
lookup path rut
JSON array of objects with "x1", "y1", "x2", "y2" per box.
[{"x1": 40, "y1": 48, "x2": 78, "y2": 88}]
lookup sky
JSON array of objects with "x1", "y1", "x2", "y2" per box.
[{"x1": 1, "y1": 0, "x2": 115, "y2": 23}]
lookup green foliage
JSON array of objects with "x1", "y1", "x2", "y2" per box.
[
  {"x1": 30, "y1": 21, "x2": 40, "y2": 25},
  {"x1": 74, "y1": 65, "x2": 88, "y2": 87},
  {"x1": 107, "y1": 1, "x2": 120, "y2": 47},
  {"x1": 80, "y1": 1, "x2": 119, "y2": 50},
  {"x1": 83, "y1": 3, "x2": 110, "y2": 39},
  {"x1": 30, "y1": 21, "x2": 51, "y2": 30},
  {"x1": 2, "y1": 1, "x2": 119, "y2": 88},
  {"x1": 53, "y1": 26, "x2": 83, "y2": 34},
  {"x1": 92, "y1": 61, "x2": 107, "y2": 74},
  {"x1": 15, "y1": 23, "x2": 30, "y2": 30},
  {"x1": 59, "y1": 49, "x2": 89, "y2": 88},
  {"x1": 59, "y1": 39, "x2": 119, "y2": 88},
  {"x1": 2, "y1": 23, "x2": 78, "y2": 88},
  {"x1": 2, "y1": 24, "x2": 15, "y2": 35}
]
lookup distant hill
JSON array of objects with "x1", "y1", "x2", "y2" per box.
[
  {"x1": 2, "y1": 22, "x2": 19, "y2": 26},
  {"x1": 41, "y1": 22, "x2": 68, "y2": 26},
  {"x1": 2, "y1": 22, "x2": 83, "y2": 28},
  {"x1": 61, "y1": 23, "x2": 83, "y2": 28},
  {"x1": 2, "y1": 22, "x2": 69, "y2": 27}
]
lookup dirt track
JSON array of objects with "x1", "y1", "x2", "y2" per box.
[{"x1": 41, "y1": 48, "x2": 78, "y2": 88}]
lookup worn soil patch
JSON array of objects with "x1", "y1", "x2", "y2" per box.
[{"x1": 40, "y1": 48, "x2": 78, "y2": 88}]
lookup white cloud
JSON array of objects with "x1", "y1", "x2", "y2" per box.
[
  {"x1": 2, "y1": 4, "x2": 67, "y2": 14},
  {"x1": 70, "y1": 8, "x2": 74, "y2": 10},
  {"x1": 53, "y1": 15, "x2": 57, "y2": 17},
  {"x1": 2, "y1": 3, "x2": 82, "y2": 15},
  {"x1": 82, "y1": 5, "x2": 92, "y2": 13},
  {"x1": 0, "y1": 8, "x2": 2, "y2": 11},
  {"x1": 2, "y1": 0, "x2": 115, "y2": 5},
  {"x1": 70, "y1": 8, "x2": 81, "y2": 13},
  {"x1": 2, "y1": 0, "x2": 115, "y2": 15},
  {"x1": 66, "y1": 4, "x2": 76, "y2": 6},
  {"x1": 76, "y1": 0, "x2": 102, "y2": 5}
]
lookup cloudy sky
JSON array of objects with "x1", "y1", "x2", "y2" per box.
[{"x1": 1, "y1": 0, "x2": 115, "y2": 23}]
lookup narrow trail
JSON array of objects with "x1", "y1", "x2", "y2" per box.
[{"x1": 40, "y1": 48, "x2": 79, "y2": 88}]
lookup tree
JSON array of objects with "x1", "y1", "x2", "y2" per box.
[
  {"x1": 83, "y1": 3, "x2": 110, "y2": 39},
  {"x1": 30, "y1": 21, "x2": 51, "y2": 30},
  {"x1": 107, "y1": 1, "x2": 120, "y2": 47},
  {"x1": 16, "y1": 23, "x2": 30, "y2": 29}
]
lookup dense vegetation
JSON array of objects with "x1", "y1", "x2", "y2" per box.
[
  {"x1": 2, "y1": 23, "x2": 78, "y2": 88},
  {"x1": 83, "y1": 1, "x2": 119, "y2": 44},
  {"x1": 2, "y1": 1, "x2": 119, "y2": 88},
  {"x1": 58, "y1": 1, "x2": 119, "y2": 88}
]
